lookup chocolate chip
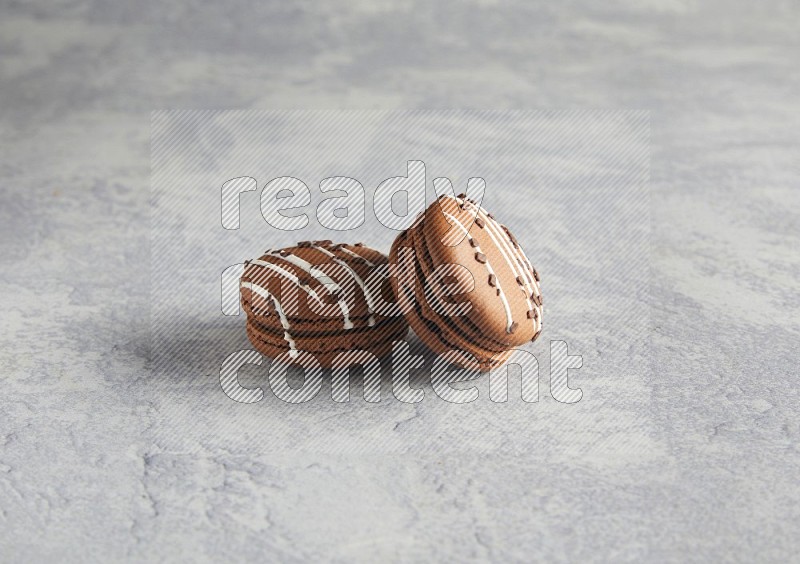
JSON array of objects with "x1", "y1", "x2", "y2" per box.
[
  {"x1": 487, "y1": 213, "x2": 494, "y2": 220},
  {"x1": 469, "y1": 238, "x2": 479, "y2": 248},
  {"x1": 527, "y1": 310, "x2": 535, "y2": 319},
  {"x1": 324, "y1": 289, "x2": 344, "y2": 304},
  {"x1": 475, "y1": 217, "x2": 485, "y2": 228},
  {"x1": 531, "y1": 329, "x2": 541, "y2": 342},
  {"x1": 279, "y1": 250, "x2": 290, "y2": 257},
  {"x1": 488, "y1": 274, "x2": 497, "y2": 287},
  {"x1": 457, "y1": 193, "x2": 467, "y2": 199},
  {"x1": 507, "y1": 321, "x2": 519, "y2": 334},
  {"x1": 475, "y1": 252, "x2": 487, "y2": 263},
  {"x1": 314, "y1": 239, "x2": 332, "y2": 246},
  {"x1": 516, "y1": 276, "x2": 524, "y2": 285},
  {"x1": 530, "y1": 293, "x2": 542, "y2": 306},
  {"x1": 496, "y1": 288, "x2": 501, "y2": 296},
  {"x1": 354, "y1": 242, "x2": 364, "y2": 247},
  {"x1": 298, "y1": 241, "x2": 311, "y2": 248},
  {"x1": 533, "y1": 269, "x2": 540, "y2": 281}
]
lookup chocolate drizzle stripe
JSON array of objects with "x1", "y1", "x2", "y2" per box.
[
  {"x1": 459, "y1": 196, "x2": 542, "y2": 333},
  {"x1": 401, "y1": 229, "x2": 510, "y2": 353},
  {"x1": 409, "y1": 286, "x2": 507, "y2": 364},
  {"x1": 311, "y1": 244, "x2": 378, "y2": 327},
  {"x1": 441, "y1": 211, "x2": 514, "y2": 332},
  {"x1": 248, "y1": 258, "x2": 349, "y2": 329},
  {"x1": 413, "y1": 238, "x2": 508, "y2": 352},
  {"x1": 454, "y1": 196, "x2": 542, "y2": 333},
  {"x1": 247, "y1": 319, "x2": 408, "y2": 357},
  {"x1": 241, "y1": 281, "x2": 298, "y2": 358},
  {"x1": 248, "y1": 259, "x2": 324, "y2": 303},
  {"x1": 269, "y1": 251, "x2": 354, "y2": 329}
]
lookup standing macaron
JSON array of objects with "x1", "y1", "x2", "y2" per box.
[{"x1": 389, "y1": 195, "x2": 542, "y2": 372}]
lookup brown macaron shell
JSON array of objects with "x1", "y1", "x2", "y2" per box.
[
  {"x1": 391, "y1": 227, "x2": 512, "y2": 371},
  {"x1": 241, "y1": 241, "x2": 408, "y2": 367},
  {"x1": 407, "y1": 226, "x2": 510, "y2": 354},
  {"x1": 245, "y1": 329, "x2": 401, "y2": 369},
  {"x1": 246, "y1": 315, "x2": 408, "y2": 368},
  {"x1": 241, "y1": 241, "x2": 395, "y2": 332},
  {"x1": 390, "y1": 196, "x2": 543, "y2": 371}
]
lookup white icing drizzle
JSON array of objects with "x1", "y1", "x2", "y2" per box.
[
  {"x1": 455, "y1": 197, "x2": 542, "y2": 333},
  {"x1": 442, "y1": 211, "x2": 514, "y2": 332},
  {"x1": 271, "y1": 251, "x2": 354, "y2": 330},
  {"x1": 480, "y1": 212, "x2": 542, "y2": 334},
  {"x1": 241, "y1": 280, "x2": 298, "y2": 358},
  {"x1": 249, "y1": 258, "x2": 350, "y2": 329},
  {"x1": 311, "y1": 245, "x2": 377, "y2": 327},
  {"x1": 249, "y1": 259, "x2": 323, "y2": 302},
  {"x1": 338, "y1": 245, "x2": 375, "y2": 267},
  {"x1": 483, "y1": 211, "x2": 541, "y2": 332}
]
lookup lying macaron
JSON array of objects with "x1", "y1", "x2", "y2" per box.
[
  {"x1": 389, "y1": 195, "x2": 542, "y2": 372},
  {"x1": 241, "y1": 241, "x2": 408, "y2": 367}
]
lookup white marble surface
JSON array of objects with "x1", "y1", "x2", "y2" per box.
[{"x1": 1, "y1": 1, "x2": 799, "y2": 562}]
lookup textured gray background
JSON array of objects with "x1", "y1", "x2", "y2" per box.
[{"x1": 1, "y1": 1, "x2": 798, "y2": 562}]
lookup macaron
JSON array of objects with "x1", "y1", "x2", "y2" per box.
[
  {"x1": 241, "y1": 241, "x2": 408, "y2": 367},
  {"x1": 389, "y1": 195, "x2": 542, "y2": 372}
]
